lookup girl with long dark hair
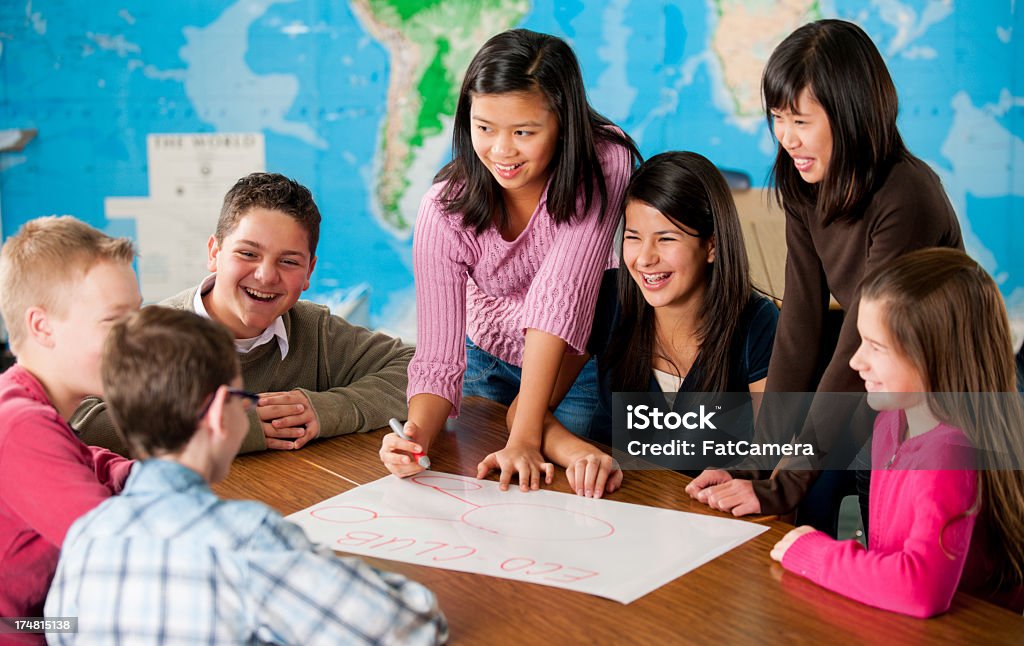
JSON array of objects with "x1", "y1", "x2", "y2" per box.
[
  {"x1": 589, "y1": 152, "x2": 777, "y2": 442},
  {"x1": 380, "y1": 29, "x2": 639, "y2": 494}
]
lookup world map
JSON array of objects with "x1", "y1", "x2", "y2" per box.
[{"x1": 0, "y1": 0, "x2": 1021, "y2": 337}]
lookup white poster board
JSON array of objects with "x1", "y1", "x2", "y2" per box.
[{"x1": 287, "y1": 471, "x2": 768, "y2": 604}]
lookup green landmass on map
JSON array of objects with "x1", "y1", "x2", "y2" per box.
[{"x1": 354, "y1": 0, "x2": 529, "y2": 231}]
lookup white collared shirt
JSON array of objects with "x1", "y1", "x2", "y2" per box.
[{"x1": 193, "y1": 274, "x2": 289, "y2": 359}]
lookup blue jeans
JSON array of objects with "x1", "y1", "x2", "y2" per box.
[{"x1": 462, "y1": 337, "x2": 599, "y2": 438}]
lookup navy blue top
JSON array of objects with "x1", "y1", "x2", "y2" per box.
[{"x1": 587, "y1": 269, "x2": 779, "y2": 444}]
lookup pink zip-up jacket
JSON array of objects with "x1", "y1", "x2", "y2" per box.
[{"x1": 782, "y1": 409, "x2": 982, "y2": 617}]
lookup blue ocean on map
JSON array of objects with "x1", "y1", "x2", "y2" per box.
[{"x1": 0, "y1": 0, "x2": 1020, "y2": 335}]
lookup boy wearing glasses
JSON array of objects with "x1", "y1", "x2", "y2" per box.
[
  {"x1": 74, "y1": 172, "x2": 414, "y2": 454},
  {"x1": 46, "y1": 307, "x2": 448, "y2": 644}
]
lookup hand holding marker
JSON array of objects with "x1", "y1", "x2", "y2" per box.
[{"x1": 389, "y1": 418, "x2": 431, "y2": 469}]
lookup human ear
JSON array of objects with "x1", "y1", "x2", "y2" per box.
[
  {"x1": 24, "y1": 306, "x2": 55, "y2": 348},
  {"x1": 303, "y1": 255, "x2": 317, "y2": 291},
  {"x1": 706, "y1": 234, "x2": 716, "y2": 264},
  {"x1": 207, "y1": 235, "x2": 221, "y2": 273},
  {"x1": 201, "y1": 385, "x2": 230, "y2": 441}
]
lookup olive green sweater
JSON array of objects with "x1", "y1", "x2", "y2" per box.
[{"x1": 72, "y1": 286, "x2": 413, "y2": 455}]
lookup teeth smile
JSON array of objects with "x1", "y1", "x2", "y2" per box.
[
  {"x1": 642, "y1": 272, "x2": 670, "y2": 285},
  {"x1": 494, "y1": 162, "x2": 523, "y2": 171},
  {"x1": 244, "y1": 287, "x2": 277, "y2": 301}
]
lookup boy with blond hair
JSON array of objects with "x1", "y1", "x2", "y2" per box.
[
  {"x1": 46, "y1": 307, "x2": 447, "y2": 644},
  {"x1": 74, "y1": 172, "x2": 413, "y2": 455},
  {"x1": 0, "y1": 216, "x2": 140, "y2": 621}
]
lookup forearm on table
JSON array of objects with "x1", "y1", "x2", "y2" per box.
[
  {"x1": 539, "y1": 416, "x2": 592, "y2": 468},
  {"x1": 506, "y1": 349, "x2": 591, "y2": 428},
  {"x1": 507, "y1": 328, "x2": 566, "y2": 448},
  {"x1": 752, "y1": 468, "x2": 821, "y2": 515},
  {"x1": 301, "y1": 375, "x2": 408, "y2": 438}
]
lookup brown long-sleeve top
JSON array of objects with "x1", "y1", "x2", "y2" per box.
[{"x1": 732, "y1": 154, "x2": 963, "y2": 514}]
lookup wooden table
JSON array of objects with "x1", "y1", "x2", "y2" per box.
[{"x1": 213, "y1": 397, "x2": 1023, "y2": 644}]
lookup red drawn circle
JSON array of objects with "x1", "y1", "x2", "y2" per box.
[{"x1": 310, "y1": 506, "x2": 378, "y2": 524}]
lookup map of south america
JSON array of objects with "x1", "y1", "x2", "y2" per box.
[{"x1": 350, "y1": 0, "x2": 529, "y2": 233}]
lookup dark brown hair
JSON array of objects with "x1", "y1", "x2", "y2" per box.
[
  {"x1": 861, "y1": 247, "x2": 1024, "y2": 589},
  {"x1": 217, "y1": 172, "x2": 321, "y2": 256},
  {"x1": 763, "y1": 19, "x2": 907, "y2": 225},
  {"x1": 435, "y1": 29, "x2": 640, "y2": 234},
  {"x1": 102, "y1": 307, "x2": 240, "y2": 458},
  {"x1": 606, "y1": 151, "x2": 753, "y2": 392}
]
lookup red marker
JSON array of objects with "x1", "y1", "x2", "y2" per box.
[{"x1": 389, "y1": 418, "x2": 431, "y2": 468}]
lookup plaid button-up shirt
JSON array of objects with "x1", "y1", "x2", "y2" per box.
[{"x1": 45, "y1": 459, "x2": 448, "y2": 645}]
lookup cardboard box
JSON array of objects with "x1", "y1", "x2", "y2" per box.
[
  {"x1": 732, "y1": 188, "x2": 787, "y2": 301},
  {"x1": 732, "y1": 188, "x2": 841, "y2": 309}
]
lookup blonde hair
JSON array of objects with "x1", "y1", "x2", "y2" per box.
[
  {"x1": 861, "y1": 247, "x2": 1024, "y2": 589},
  {"x1": 0, "y1": 216, "x2": 136, "y2": 352}
]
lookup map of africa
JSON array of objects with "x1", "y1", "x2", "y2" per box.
[{"x1": 0, "y1": 0, "x2": 1021, "y2": 337}]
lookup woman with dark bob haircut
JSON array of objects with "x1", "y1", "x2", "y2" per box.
[{"x1": 687, "y1": 19, "x2": 964, "y2": 528}]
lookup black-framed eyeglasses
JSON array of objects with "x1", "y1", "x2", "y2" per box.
[{"x1": 197, "y1": 387, "x2": 261, "y2": 420}]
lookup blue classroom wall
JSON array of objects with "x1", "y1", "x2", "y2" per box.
[{"x1": 0, "y1": 0, "x2": 1020, "y2": 340}]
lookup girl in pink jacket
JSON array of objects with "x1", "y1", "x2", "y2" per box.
[{"x1": 771, "y1": 248, "x2": 1024, "y2": 617}]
